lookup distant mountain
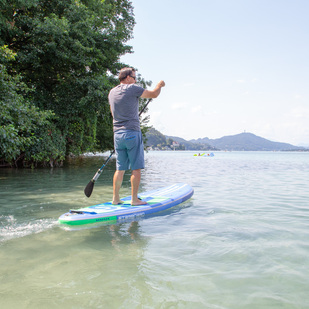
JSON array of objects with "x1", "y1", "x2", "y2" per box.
[
  {"x1": 191, "y1": 132, "x2": 303, "y2": 151},
  {"x1": 146, "y1": 129, "x2": 305, "y2": 151}
]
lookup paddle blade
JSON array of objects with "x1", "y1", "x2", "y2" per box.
[{"x1": 84, "y1": 180, "x2": 94, "y2": 198}]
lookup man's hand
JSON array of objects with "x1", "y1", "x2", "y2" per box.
[
  {"x1": 158, "y1": 80, "x2": 165, "y2": 88},
  {"x1": 141, "y1": 80, "x2": 166, "y2": 99}
]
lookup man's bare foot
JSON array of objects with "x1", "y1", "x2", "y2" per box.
[{"x1": 131, "y1": 199, "x2": 147, "y2": 206}]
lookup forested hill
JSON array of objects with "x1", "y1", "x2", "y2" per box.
[
  {"x1": 145, "y1": 128, "x2": 216, "y2": 151},
  {"x1": 146, "y1": 129, "x2": 304, "y2": 151}
]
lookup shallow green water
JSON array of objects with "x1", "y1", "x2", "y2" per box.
[{"x1": 1, "y1": 151, "x2": 309, "y2": 308}]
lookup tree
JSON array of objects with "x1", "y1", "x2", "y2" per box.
[
  {"x1": 0, "y1": 46, "x2": 56, "y2": 167},
  {"x1": 0, "y1": 0, "x2": 138, "y2": 166}
]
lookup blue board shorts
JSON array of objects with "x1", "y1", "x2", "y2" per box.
[{"x1": 114, "y1": 130, "x2": 145, "y2": 170}]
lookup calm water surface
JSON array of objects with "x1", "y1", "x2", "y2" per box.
[{"x1": 1, "y1": 151, "x2": 309, "y2": 308}]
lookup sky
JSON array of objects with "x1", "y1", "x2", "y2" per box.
[{"x1": 121, "y1": 0, "x2": 309, "y2": 146}]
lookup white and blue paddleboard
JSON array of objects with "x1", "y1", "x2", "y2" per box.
[{"x1": 59, "y1": 183, "x2": 194, "y2": 226}]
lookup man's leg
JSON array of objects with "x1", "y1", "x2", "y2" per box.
[
  {"x1": 112, "y1": 170, "x2": 125, "y2": 204},
  {"x1": 131, "y1": 169, "x2": 147, "y2": 205}
]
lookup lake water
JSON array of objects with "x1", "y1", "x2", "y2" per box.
[{"x1": 1, "y1": 151, "x2": 309, "y2": 308}]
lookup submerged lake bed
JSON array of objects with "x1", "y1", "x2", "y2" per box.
[{"x1": 1, "y1": 151, "x2": 309, "y2": 308}]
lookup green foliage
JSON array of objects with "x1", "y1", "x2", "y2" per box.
[
  {"x1": 135, "y1": 74, "x2": 153, "y2": 146},
  {"x1": 0, "y1": 0, "x2": 138, "y2": 167},
  {"x1": 0, "y1": 46, "x2": 55, "y2": 166},
  {"x1": 25, "y1": 123, "x2": 66, "y2": 167}
]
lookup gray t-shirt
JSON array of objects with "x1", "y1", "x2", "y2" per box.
[{"x1": 108, "y1": 84, "x2": 144, "y2": 132}]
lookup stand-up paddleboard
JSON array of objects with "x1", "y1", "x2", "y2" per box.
[
  {"x1": 59, "y1": 183, "x2": 194, "y2": 226},
  {"x1": 194, "y1": 153, "x2": 205, "y2": 156},
  {"x1": 194, "y1": 152, "x2": 214, "y2": 157}
]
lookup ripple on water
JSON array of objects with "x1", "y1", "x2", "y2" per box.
[{"x1": 0, "y1": 215, "x2": 58, "y2": 243}]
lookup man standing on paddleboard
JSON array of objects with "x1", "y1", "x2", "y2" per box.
[{"x1": 109, "y1": 68, "x2": 165, "y2": 205}]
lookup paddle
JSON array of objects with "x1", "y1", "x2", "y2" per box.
[{"x1": 84, "y1": 98, "x2": 153, "y2": 197}]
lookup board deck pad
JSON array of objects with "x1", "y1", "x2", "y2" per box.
[{"x1": 59, "y1": 183, "x2": 194, "y2": 226}]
